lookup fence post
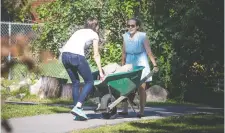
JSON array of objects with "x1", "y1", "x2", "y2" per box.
[{"x1": 8, "y1": 22, "x2": 12, "y2": 80}]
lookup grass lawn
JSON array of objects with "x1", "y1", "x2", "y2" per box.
[
  {"x1": 6, "y1": 94, "x2": 74, "y2": 104},
  {"x1": 5, "y1": 94, "x2": 96, "y2": 106},
  {"x1": 1, "y1": 104, "x2": 71, "y2": 119},
  {"x1": 145, "y1": 99, "x2": 200, "y2": 107},
  {"x1": 72, "y1": 113, "x2": 224, "y2": 133},
  {"x1": 1, "y1": 96, "x2": 93, "y2": 119},
  {"x1": 1, "y1": 99, "x2": 202, "y2": 120},
  {"x1": 6, "y1": 92, "x2": 200, "y2": 107}
]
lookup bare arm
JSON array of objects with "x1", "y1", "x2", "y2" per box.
[
  {"x1": 93, "y1": 39, "x2": 104, "y2": 77},
  {"x1": 144, "y1": 38, "x2": 158, "y2": 67},
  {"x1": 121, "y1": 41, "x2": 126, "y2": 65}
]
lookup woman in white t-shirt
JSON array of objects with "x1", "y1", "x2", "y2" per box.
[{"x1": 61, "y1": 18, "x2": 104, "y2": 120}]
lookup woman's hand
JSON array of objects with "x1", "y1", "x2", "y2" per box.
[
  {"x1": 153, "y1": 66, "x2": 159, "y2": 73},
  {"x1": 99, "y1": 72, "x2": 105, "y2": 81}
]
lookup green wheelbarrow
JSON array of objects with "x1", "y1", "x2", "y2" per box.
[{"x1": 88, "y1": 66, "x2": 156, "y2": 119}]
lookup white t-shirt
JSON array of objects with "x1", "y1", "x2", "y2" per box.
[{"x1": 62, "y1": 29, "x2": 99, "y2": 56}]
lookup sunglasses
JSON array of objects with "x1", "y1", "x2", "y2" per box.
[{"x1": 127, "y1": 24, "x2": 136, "y2": 28}]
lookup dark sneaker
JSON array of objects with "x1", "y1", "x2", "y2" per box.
[
  {"x1": 136, "y1": 113, "x2": 144, "y2": 118},
  {"x1": 73, "y1": 115, "x2": 87, "y2": 121}
]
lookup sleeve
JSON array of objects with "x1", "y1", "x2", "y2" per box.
[
  {"x1": 141, "y1": 32, "x2": 147, "y2": 44},
  {"x1": 122, "y1": 33, "x2": 127, "y2": 42},
  {"x1": 142, "y1": 32, "x2": 147, "y2": 40},
  {"x1": 122, "y1": 34, "x2": 125, "y2": 41},
  {"x1": 92, "y1": 31, "x2": 99, "y2": 41}
]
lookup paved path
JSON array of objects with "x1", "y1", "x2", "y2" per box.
[{"x1": 2, "y1": 105, "x2": 223, "y2": 133}]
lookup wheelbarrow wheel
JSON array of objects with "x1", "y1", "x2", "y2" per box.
[{"x1": 101, "y1": 94, "x2": 117, "y2": 119}]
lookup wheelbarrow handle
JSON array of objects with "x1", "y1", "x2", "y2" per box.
[{"x1": 139, "y1": 69, "x2": 157, "y2": 86}]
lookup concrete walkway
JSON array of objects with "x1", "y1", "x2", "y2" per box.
[{"x1": 2, "y1": 105, "x2": 223, "y2": 133}]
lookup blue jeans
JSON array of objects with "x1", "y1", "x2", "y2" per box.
[{"x1": 62, "y1": 52, "x2": 94, "y2": 105}]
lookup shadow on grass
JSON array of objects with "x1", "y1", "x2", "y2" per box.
[
  {"x1": 119, "y1": 113, "x2": 224, "y2": 133},
  {"x1": 49, "y1": 107, "x2": 71, "y2": 113}
]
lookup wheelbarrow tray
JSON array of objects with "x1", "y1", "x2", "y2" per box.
[
  {"x1": 92, "y1": 66, "x2": 144, "y2": 98},
  {"x1": 89, "y1": 66, "x2": 156, "y2": 119}
]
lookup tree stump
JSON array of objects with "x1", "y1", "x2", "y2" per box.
[
  {"x1": 30, "y1": 76, "x2": 86, "y2": 99},
  {"x1": 38, "y1": 76, "x2": 68, "y2": 99},
  {"x1": 61, "y1": 83, "x2": 73, "y2": 99},
  {"x1": 60, "y1": 83, "x2": 84, "y2": 99}
]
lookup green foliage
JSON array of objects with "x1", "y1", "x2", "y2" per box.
[
  {"x1": 39, "y1": 60, "x2": 70, "y2": 80},
  {"x1": 2, "y1": 0, "x2": 33, "y2": 22},
  {"x1": 11, "y1": 63, "x2": 29, "y2": 80},
  {"x1": 1, "y1": 78, "x2": 19, "y2": 87},
  {"x1": 33, "y1": 0, "x2": 101, "y2": 56},
  {"x1": 100, "y1": 0, "x2": 139, "y2": 42},
  {"x1": 33, "y1": 0, "x2": 139, "y2": 56},
  {"x1": 137, "y1": 2, "x2": 175, "y2": 91},
  {"x1": 101, "y1": 43, "x2": 122, "y2": 66},
  {"x1": 88, "y1": 42, "x2": 122, "y2": 67},
  {"x1": 11, "y1": 86, "x2": 30, "y2": 96},
  {"x1": 145, "y1": 0, "x2": 224, "y2": 102},
  {"x1": 32, "y1": 0, "x2": 223, "y2": 105},
  {"x1": 1, "y1": 82, "x2": 30, "y2": 101},
  {"x1": 10, "y1": 63, "x2": 39, "y2": 83}
]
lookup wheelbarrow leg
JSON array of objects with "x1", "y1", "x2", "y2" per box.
[
  {"x1": 108, "y1": 96, "x2": 127, "y2": 111},
  {"x1": 134, "y1": 92, "x2": 140, "y2": 109},
  {"x1": 127, "y1": 99, "x2": 137, "y2": 114}
]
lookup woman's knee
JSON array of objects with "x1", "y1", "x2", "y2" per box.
[
  {"x1": 84, "y1": 79, "x2": 94, "y2": 86},
  {"x1": 71, "y1": 79, "x2": 80, "y2": 85},
  {"x1": 139, "y1": 83, "x2": 146, "y2": 90}
]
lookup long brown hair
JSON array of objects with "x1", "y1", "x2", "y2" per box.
[{"x1": 84, "y1": 17, "x2": 98, "y2": 32}]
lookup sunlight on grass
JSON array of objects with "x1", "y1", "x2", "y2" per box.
[
  {"x1": 146, "y1": 99, "x2": 201, "y2": 107},
  {"x1": 1, "y1": 104, "x2": 70, "y2": 119},
  {"x1": 6, "y1": 95, "x2": 95, "y2": 106},
  {"x1": 15, "y1": 95, "x2": 73, "y2": 104},
  {"x1": 72, "y1": 113, "x2": 224, "y2": 133}
]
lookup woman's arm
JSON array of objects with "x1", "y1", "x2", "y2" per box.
[
  {"x1": 93, "y1": 39, "x2": 104, "y2": 78},
  {"x1": 143, "y1": 37, "x2": 158, "y2": 71},
  {"x1": 121, "y1": 41, "x2": 126, "y2": 65}
]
